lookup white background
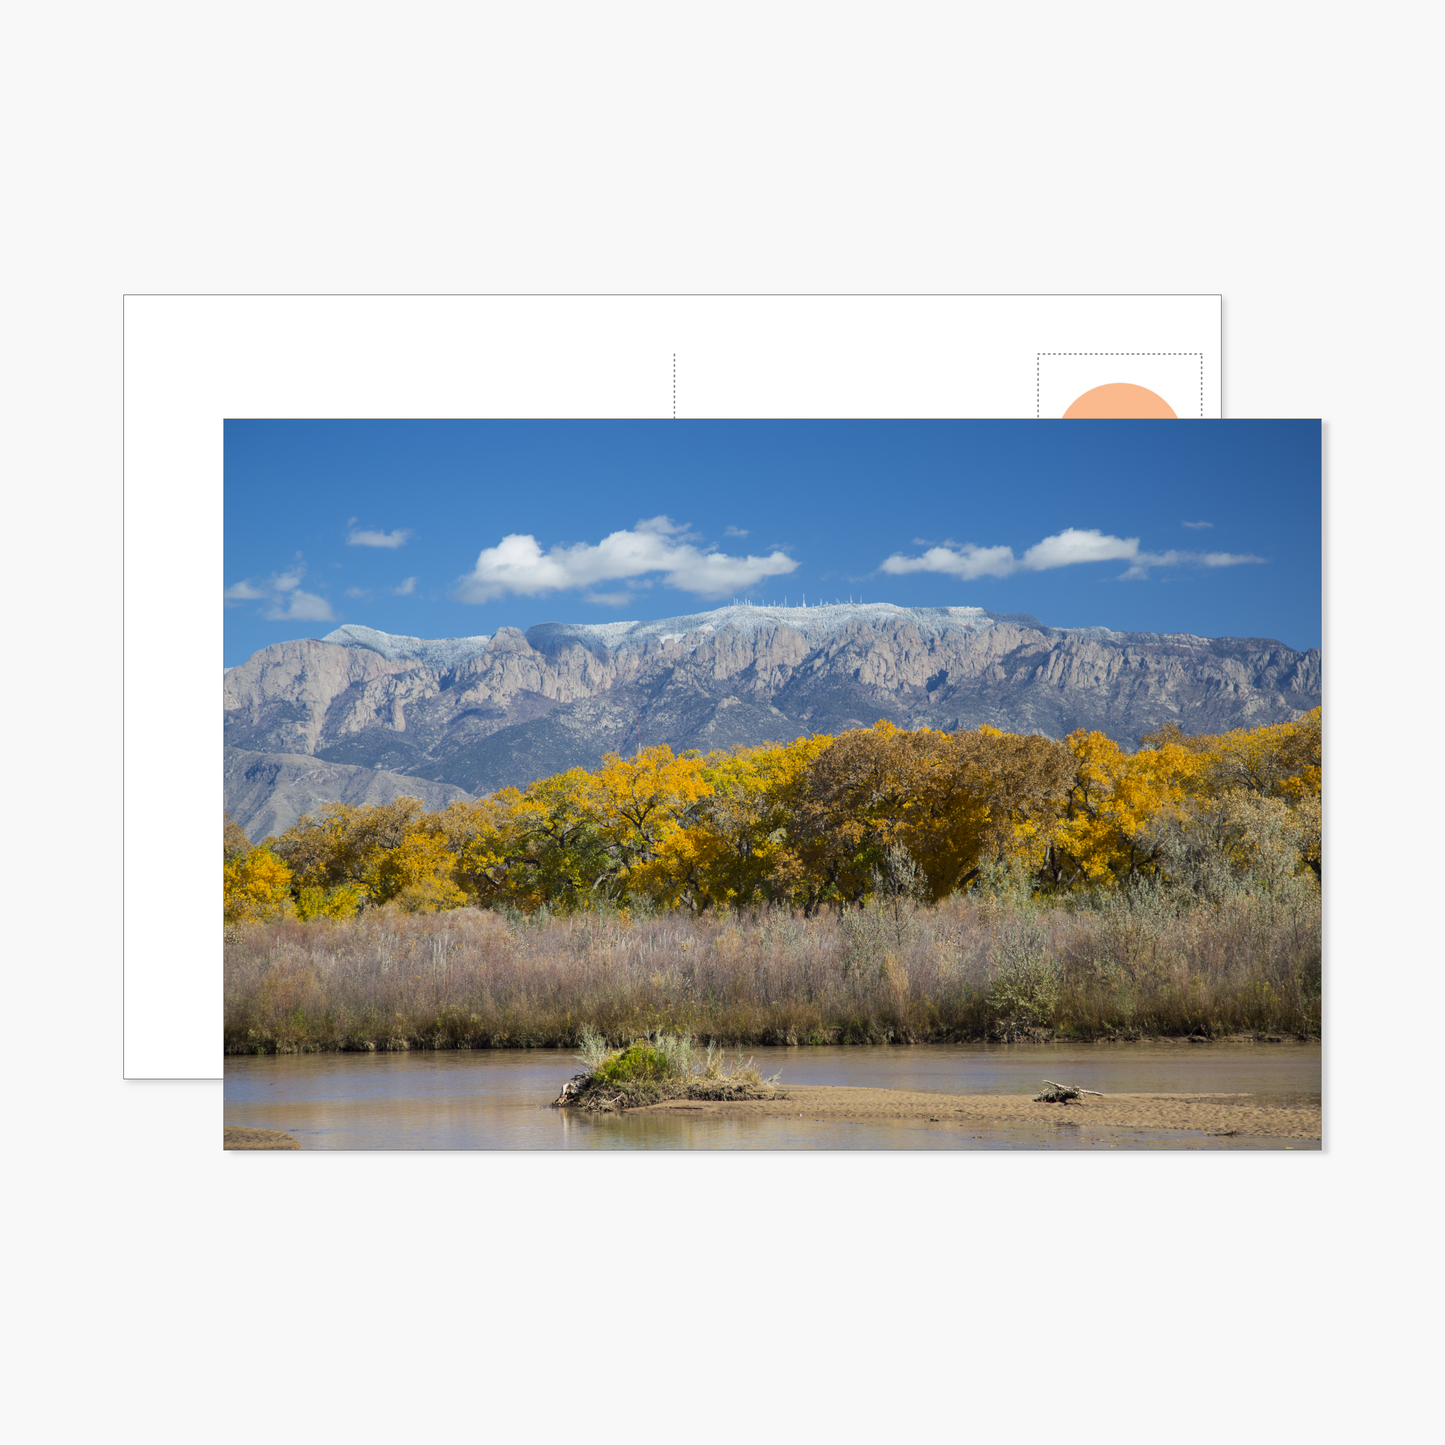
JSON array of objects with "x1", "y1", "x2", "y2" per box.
[
  {"x1": 4, "y1": 3, "x2": 1437, "y2": 1441},
  {"x1": 124, "y1": 292, "x2": 1220, "y2": 1081}
]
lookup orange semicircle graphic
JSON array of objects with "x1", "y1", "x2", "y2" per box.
[{"x1": 1063, "y1": 382, "x2": 1178, "y2": 419}]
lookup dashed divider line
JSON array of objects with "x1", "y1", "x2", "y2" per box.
[{"x1": 1035, "y1": 352, "x2": 1205, "y2": 418}]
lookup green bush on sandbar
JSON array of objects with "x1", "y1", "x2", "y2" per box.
[
  {"x1": 557, "y1": 1027, "x2": 784, "y2": 1111},
  {"x1": 595, "y1": 1042, "x2": 671, "y2": 1086}
]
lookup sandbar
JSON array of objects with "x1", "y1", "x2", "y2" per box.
[
  {"x1": 224, "y1": 1126, "x2": 300, "y2": 1150},
  {"x1": 629, "y1": 1085, "x2": 1320, "y2": 1141}
]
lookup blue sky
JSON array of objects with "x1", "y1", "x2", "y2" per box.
[{"x1": 224, "y1": 420, "x2": 1321, "y2": 668}]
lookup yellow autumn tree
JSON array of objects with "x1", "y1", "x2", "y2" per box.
[
  {"x1": 1203, "y1": 709, "x2": 1321, "y2": 802},
  {"x1": 1140, "y1": 710, "x2": 1322, "y2": 889},
  {"x1": 588, "y1": 745, "x2": 713, "y2": 904},
  {"x1": 293, "y1": 881, "x2": 368, "y2": 921},
  {"x1": 651, "y1": 734, "x2": 835, "y2": 911},
  {"x1": 783, "y1": 721, "x2": 925, "y2": 905},
  {"x1": 503, "y1": 769, "x2": 615, "y2": 909},
  {"x1": 1047, "y1": 731, "x2": 1206, "y2": 888},
  {"x1": 223, "y1": 846, "x2": 293, "y2": 925},
  {"x1": 432, "y1": 793, "x2": 540, "y2": 910},
  {"x1": 274, "y1": 798, "x2": 425, "y2": 896},
  {"x1": 236, "y1": 712, "x2": 1321, "y2": 921},
  {"x1": 779, "y1": 723, "x2": 1072, "y2": 907},
  {"x1": 363, "y1": 823, "x2": 469, "y2": 913},
  {"x1": 909, "y1": 726, "x2": 1074, "y2": 893}
]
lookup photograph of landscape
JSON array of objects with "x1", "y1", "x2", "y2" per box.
[{"x1": 222, "y1": 418, "x2": 1322, "y2": 1150}]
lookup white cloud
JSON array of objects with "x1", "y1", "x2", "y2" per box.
[
  {"x1": 1116, "y1": 548, "x2": 1267, "y2": 581},
  {"x1": 882, "y1": 527, "x2": 1266, "y2": 582},
  {"x1": 723, "y1": 525, "x2": 749, "y2": 538},
  {"x1": 880, "y1": 541, "x2": 1025, "y2": 580},
  {"x1": 226, "y1": 560, "x2": 337, "y2": 621},
  {"x1": 393, "y1": 577, "x2": 417, "y2": 596},
  {"x1": 454, "y1": 515, "x2": 798, "y2": 603},
  {"x1": 263, "y1": 589, "x2": 337, "y2": 621},
  {"x1": 1117, "y1": 550, "x2": 1183, "y2": 580},
  {"x1": 1201, "y1": 551, "x2": 1265, "y2": 568},
  {"x1": 343, "y1": 586, "x2": 371, "y2": 599},
  {"x1": 1182, "y1": 520, "x2": 1214, "y2": 529},
  {"x1": 347, "y1": 527, "x2": 412, "y2": 549},
  {"x1": 1019, "y1": 528, "x2": 1138, "y2": 570}
]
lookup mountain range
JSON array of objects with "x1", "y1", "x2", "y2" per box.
[{"x1": 224, "y1": 602, "x2": 1321, "y2": 840}]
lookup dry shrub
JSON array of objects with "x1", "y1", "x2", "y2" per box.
[{"x1": 224, "y1": 886, "x2": 1320, "y2": 1055}]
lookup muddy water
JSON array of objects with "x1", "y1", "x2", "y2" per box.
[{"x1": 224, "y1": 1041, "x2": 1321, "y2": 1151}]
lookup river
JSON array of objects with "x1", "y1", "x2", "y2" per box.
[{"x1": 224, "y1": 1040, "x2": 1321, "y2": 1150}]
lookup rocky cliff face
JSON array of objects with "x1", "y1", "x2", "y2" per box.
[{"x1": 224, "y1": 603, "x2": 1321, "y2": 832}]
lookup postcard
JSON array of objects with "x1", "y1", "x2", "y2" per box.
[{"x1": 217, "y1": 415, "x2": 1319, "y2": 1149}]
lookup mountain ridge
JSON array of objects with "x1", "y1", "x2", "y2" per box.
[{"x1": 224, "y1": 602, "x2": 1320, "y2": 838}]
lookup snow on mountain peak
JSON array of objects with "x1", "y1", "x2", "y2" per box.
[
  {"x1": 322, "y1": 602, "x2": 1049, "y2": 670},
  {"x1": 321, "y1": 624, "x2": 493, "y2": 669}
]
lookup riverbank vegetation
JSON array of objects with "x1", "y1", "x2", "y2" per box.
[
  {"x1": 224, "y1": 712, "x2": 1321, "y2": 1051},
  {"x1": 554, "y1": 1026, "x2": 782, "y2": 1110},
  {"x1": 224, "y1": 878, "x2": 1321, "y2": 1053}
]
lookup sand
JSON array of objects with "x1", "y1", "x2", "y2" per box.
[
  {"x1": 630, "y1": 1085, "x2": 1321, "y2": 1141},
  {"x1": 224, "y1": 1126, "x2": 300, "y2": 1150}
]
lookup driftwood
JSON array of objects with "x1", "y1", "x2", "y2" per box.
[
  {"x1": 553, "y1": 1079, "x2": 628, "y2": 1111},
  {"x1": 1035, "y1": 1078, "x2": 1106, "y2": 1104},
  {"x1": 1043, "y1": 1079, "x2": 1104, "y2": 1097},
  {"x1": 551, "y1": 1077, "x2": 593, "y2": 1108}
]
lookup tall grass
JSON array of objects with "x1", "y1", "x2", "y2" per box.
[{"x1": 224, "y1": 880, "x2": 1321, "y2": 1054}]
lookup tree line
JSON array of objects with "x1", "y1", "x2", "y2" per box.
[{"x1": 223, "y1": 710, "x2": 1321, "y2": 925}]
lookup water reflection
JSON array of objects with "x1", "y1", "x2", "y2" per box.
[{"x1": 224, "y1": 1041, "x2": 1321, "y2": 1151}]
